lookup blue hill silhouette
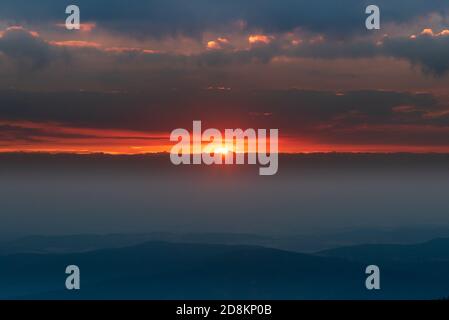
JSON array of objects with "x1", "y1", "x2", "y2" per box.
[
  {"x1": 1, "y1": 239, "x2": 449, "y2": 299},
  {"x1": 319, "y1": 237, "x2": 449, "y2": 262}
]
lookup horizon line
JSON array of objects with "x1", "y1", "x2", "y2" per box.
[{"x1": 2, "y1": 151, "x2": 449, "y2": 156}]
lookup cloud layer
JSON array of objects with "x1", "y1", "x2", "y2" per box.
[
  {"x1": 0, "y1": 2, "x2": 449, "y2": 152},
  {"x1": 1, "y1": 0, "x2": 448, "y2": 37}
]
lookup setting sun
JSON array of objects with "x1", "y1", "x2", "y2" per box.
[{"x1": 214, "y1": 146, "x2": 230, "y2": 155}]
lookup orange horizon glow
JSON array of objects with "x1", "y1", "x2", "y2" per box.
[{"x1": 2, "y1": 120, "x2": 449, "y2": 155}]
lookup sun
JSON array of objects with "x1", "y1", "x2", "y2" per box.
[{"x1": 214, "y1": 146, "x2": 230, "y2": 155}]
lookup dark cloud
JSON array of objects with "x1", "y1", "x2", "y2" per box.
[
  {"x1": 0, "y1": 122, "x2": 162, "y2": 145},
  {"x1": 383, "y1": 33, "x2": 449, "y2": 76},
  {"x1": 193, "y1": 34, "x2": 449, "y2": 78},
  {"x1": 0, "y1": 1, "x2": 448, "y2": 38},
  {"x1": 1, "y1": 88, "x2": 448, "y2": 148},
  {"x1": 0, "y1": 124, "x2": 44, "y2": 143},
  {"x1": 1, "y1": 25, "x2": 449, "y2": 93},
  {"x1": 0, "y1": 27, "x2": 58, "y2": 70},
  {"x1": 195, "y1": 34, "x2": 449, "y2": 77},
  {"x1": 0, "y1": 88, "x2": 443, "y2": 130}
]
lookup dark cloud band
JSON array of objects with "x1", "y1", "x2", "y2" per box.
[{"x1": 0, "y1": 0, "x2": 448, "y2": 37}]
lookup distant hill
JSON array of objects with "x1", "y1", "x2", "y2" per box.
[
  {"x1": 319, "y1": 237, "x2": 449, "y2": 262},
  {"x1": 0, "y1": 233, "x2": 274, "y2": 255},
  {"x1": 0, "y1": 241, "x2": 363, "y2": 299},
  {"x1": 3, "y1": 227, "x2": 449, "y2": 255},
  {"x1": 1, "y1": 241, "x2": 449, "y2": 299}
]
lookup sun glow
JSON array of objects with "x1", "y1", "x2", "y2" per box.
[{"x1": 214, "y1": 146, "x2": 231, "y2": 155}]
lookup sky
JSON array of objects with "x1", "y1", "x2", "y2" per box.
[{"x1": 1, "y1": 1, "x2": 449, "y2": 153}]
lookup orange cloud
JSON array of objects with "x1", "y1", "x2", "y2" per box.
[
  {"x1": 3, "y1": 26, "x2": 39, "y2": 38},
  {"x1": 421, "y1": 28, "x2": 434, "y2": 36},
  {"x1": 248, "y1": 34, "x2": 272, "y2": 45},
  {"x1": 49, "y1": 40, "x2": 102, "y2": 48},
  {"x1": 420, "y1": 28, "x2": 449, "y2": 37},
  {"x1": 79, "y1": 23, "x2": 97, "y2": 32},
  {"x1": 206, "y1": 37, "x2": 230, "y2": 50},
  {"x1": 207, "y1": 40, "x2": 220, "y2": 50},
  {"x1": 55, "y1": 22, "x2": 97, "y2": 32}
]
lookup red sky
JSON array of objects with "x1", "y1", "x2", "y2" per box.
[{"x1": 2, "y1": 119, "x2": 449, "y2": 154}]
